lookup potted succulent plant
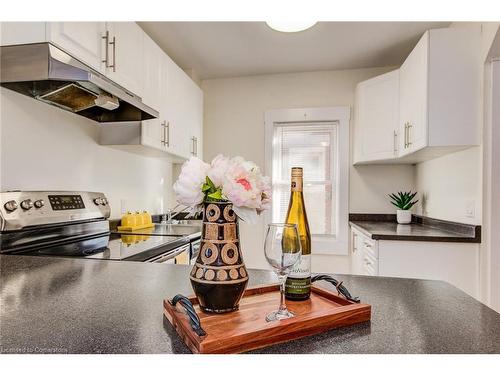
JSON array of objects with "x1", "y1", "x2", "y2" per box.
[{"x1": 389, "y1": 191, "x2": 418, "y2": 224}]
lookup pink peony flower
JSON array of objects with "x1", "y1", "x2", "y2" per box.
[
  {"x1": 173, "y1": 157, "x2": 210, "y2": 209},
  {"x1": 172, "y1": 154, "x2": 271, "y2": 222},
  {"x1": 222, "y1": 157, "x2": 265, "y2": 210},
  {"x1": 207, "y1": 154, "x2": 231, "y2": 187}
]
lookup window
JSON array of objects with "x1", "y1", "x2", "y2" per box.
[
  {"x1": 265, "y1": 107, "x2": 350, "y2": 255},
  {"x1": 272, "y1": 123, "x2": 337, "y2": 237}
]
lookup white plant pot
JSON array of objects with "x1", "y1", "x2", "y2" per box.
[{"x1": 396, "y1": 209, "x2": 412, "y2": 224}]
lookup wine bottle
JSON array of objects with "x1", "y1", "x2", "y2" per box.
[{"x1": 284, "y1": 167, "x2": 311, "y2": 300}]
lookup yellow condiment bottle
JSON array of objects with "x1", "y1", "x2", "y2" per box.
[
  {"x1": 135, "y1": 211, "x2": 144, "y2": 227},
  {"x1": 141, "y1": 210, "x2": 152, "y2": 226},
  {"x1": 121, "y1": 211, "x2": 135, "y2": 228}
]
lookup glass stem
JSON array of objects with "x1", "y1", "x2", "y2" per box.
[{"x1": 278, "y1": 276, "x2": 287, "y2": 313}]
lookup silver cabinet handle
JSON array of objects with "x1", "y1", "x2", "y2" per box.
[
  {"x1": 191, "y1": 136, "x2": 196, "y2": 155},
  {"x1": 161, "y1": 121, "x2": 167, "y2": 145},
  {"x1": 102, "y1": 31, "x2": 110, "y2": 67},
  {"x1": 109, "y1": 36, "x2": 116, "y2": 72},
  {"x1": 393, "y1": 130, "x2": 398, "y2": 153},
  {"x1": 194, "y1": 137, "x2": 198, "y2": 156},
  {"x1": 407, "y1": 123, "x2": 412, "y2": 147},
  {"x1": 404, "y1": 122, "x2": 407, "y2": 148},
  {"x1": 166, "y1": 122, "x2": 170, "y2": 147},
  {"x1": 404, "y1": 122, "x2": 408, "y2": 148}
]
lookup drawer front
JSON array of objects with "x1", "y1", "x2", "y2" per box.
[
  {"x1": 363, "y1": 250, "x2": 379, "y2": 276},
  {"x1": 361, "y1": 237, "x2": 378, "y2": 259}
]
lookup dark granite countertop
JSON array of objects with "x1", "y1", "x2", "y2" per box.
[
  {"x1": 349, "y1": 214, "x2": 481, "y2": 243},
  {"x1": 1, "y1": 255, "x2": 499, "y2": 354}
]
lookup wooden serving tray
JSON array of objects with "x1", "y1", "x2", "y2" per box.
[{"x1": 163, "y1": 284, "x2": 371, "y2": 354}]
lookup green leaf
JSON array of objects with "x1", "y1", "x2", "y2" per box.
[
  {"x1": 206, "y1": 176, "x2": 216, "y2": 190},
  {"x1": 207, "y1": 190, "x2": 223, "y2": 200}
]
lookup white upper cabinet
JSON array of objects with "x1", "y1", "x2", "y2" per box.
[
  {"x1": 354, "y1": 27, "x2": 481, "y2": 165},
  {"x1": 400, "y1": 28, "x2": 481, "y2": 160},
  {"x1": 104, "y1": 22, "x2": 144, "y2": 97},
  {"x1": 354, "y1": 70, "x2": 399, "y2": 163},
  {"x1": 399, "y1": 32, "x2": 428, "y2": 156},
  {"x1": 1, "y1": 22, "x2": 145, "y2": 97},
  {"x1": 164, "y1": 55, "x2": 203, "y2": 160},
  {"x1": 141, "y1": 33, "x2": 165, "y2": 151},
  {"x1": 100, "y1": 30, "x2": 203, "y2": 161},
  {"x1": 47, "y1": 22, "x2": 106, "y2": 73}
]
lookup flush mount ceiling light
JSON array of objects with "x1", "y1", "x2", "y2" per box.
[{"x1": 265, "y1": 21, "x2": 317, "y2": 33}]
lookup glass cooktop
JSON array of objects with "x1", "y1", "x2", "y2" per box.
[{"x1": 18, "y1": 232, "x2": 189, "y2": 261}]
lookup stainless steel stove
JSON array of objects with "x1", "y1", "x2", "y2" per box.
[{"x1": 0, "y1": 191, "x2": 190, "y2": 263}]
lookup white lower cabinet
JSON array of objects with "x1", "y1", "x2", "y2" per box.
[
  {"x1": 350, "y1": 227, "x2": 479, "y2": 298},
  {"x1": 350, "y1": 230, "x2": 364, "y2": 275}
]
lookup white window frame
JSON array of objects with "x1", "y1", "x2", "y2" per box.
[{"x1": 264, "y1": 106, "x2": 350, "y2": 256}]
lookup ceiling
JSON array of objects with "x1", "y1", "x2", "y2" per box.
[{"x1": 139, "y1": 22, "x2": 450, "y2": 80}]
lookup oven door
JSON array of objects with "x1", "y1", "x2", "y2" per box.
[{"x1": 145, "y1": 243, "x2": 190, "y2": 264}]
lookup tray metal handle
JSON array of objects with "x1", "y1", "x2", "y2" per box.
[
  {"x1": 169, "y1": 294, "x2": 206, "y2": 336},
  {"x1": 311, "y1": 274, "x2": 360, "y2": 303}
]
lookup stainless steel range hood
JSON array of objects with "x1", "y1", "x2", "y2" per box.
[{"x1": 0, "y1": 43, "x2": 158, "y2": 122}]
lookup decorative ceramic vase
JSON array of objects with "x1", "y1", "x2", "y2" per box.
[
  {"x1": 396, "y1": 209, "x2": 412, "y2": 224},
  {"x1": 190, "y1": 201, "x2": 249, "y2": 313}
]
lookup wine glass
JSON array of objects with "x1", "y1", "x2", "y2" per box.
[{"x1": 264, "y1": 223, "x2": 302, "y2": 322}]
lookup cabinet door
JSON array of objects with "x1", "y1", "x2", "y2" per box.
[
  {"x1": 163, "y1": 56, "x2": 192, "y2": 159},
  {"x1": 355, "y1": 70, "x2": 399, "y2": 163},
  {"x1": 141, "y1": 121, "x2": 164, "y2": 150},
  {"x1": 399, "y1": 31, "x2": 428, "y2": 156},
  {"x1": 47, "y1": 22, "x2": 105, "y2": 72},
  {"x1": 350, "y1": 229, "x2": 366, "y2": 275},
  {"x1": 105, "y1": 22, "x2": 144, "y2": 97},
  {"x1": 186, "y1": 79, "x2": 204, "y2": 159},
  {"x1": 141, "y1": 34, "x2": 164, "y2": 150}
]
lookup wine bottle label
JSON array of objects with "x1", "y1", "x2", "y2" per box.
[{"x1": 289, "y1": 254, "x2": 311, "y2": 278}]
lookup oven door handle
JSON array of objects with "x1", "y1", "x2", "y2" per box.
[{"x1": 147, "y1": 245, "x2": 188, "y2": 263}]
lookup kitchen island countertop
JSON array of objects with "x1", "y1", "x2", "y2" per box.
[{"x1": 1, "y1": 255, "x2": 499, "y2": 354}]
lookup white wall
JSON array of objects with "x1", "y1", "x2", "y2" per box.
[
  {"x1": 201, "y1": 67, "x2": 416, "y2": 272},
  {"x1": 415, "y1": 147, "x2": 482, "y2": 224},
  {"x1": 0, "y1": 88, "x2": 174, "y2": 219}
]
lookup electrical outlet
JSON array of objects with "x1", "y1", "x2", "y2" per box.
[{"x1": 465, "y1": 200, "x2": 475, "y2": 218}]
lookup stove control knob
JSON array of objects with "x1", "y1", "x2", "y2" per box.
[
  {"x1": 101, "y1": 198, "x2": 108, "y2": 205},
  {"x1": 94, "y1": 198, "x2": 103, "y2": 205},
  {"x1": 34, "y1": 199, "x2": 45, "y2": 209},
  {"x1": 4, "y1": 200, "x2": 18, "y2": 212},
  {"x1": 20, "y1": 199, "x2": 34, "y2": 210}
]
